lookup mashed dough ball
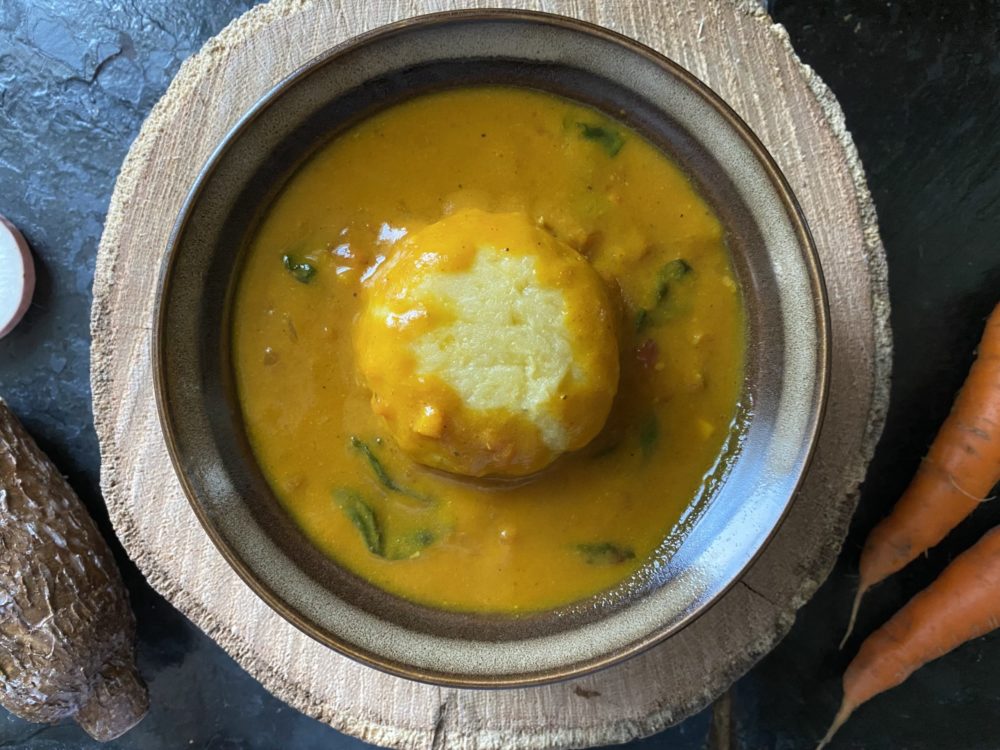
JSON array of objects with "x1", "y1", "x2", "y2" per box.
[{"x1": 354, "y1": 209, "x2": 619, "y2": 477}]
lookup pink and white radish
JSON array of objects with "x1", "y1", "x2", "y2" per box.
[{"x1": 0, "y1": 216, "x2": 34, "y2": 338}]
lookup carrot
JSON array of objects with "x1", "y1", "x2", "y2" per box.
[
  {"x1": 843, "y1": 302, "x2": 1000, "y2": 644},
  {"x1": 819, "y1": 524, "x2": 1000, "y2": 749}
]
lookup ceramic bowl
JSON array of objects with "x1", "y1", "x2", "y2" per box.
[{"x1": 155, "y1": 10, "x2": 829, "y2": 687}]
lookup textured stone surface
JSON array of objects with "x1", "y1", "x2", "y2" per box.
[
  {"x1": 0, "y1": 0, "x2": 997, "y2": 748},
  {"x1": 730, "y1": 3, "x2": 1000, "y2": 749}
]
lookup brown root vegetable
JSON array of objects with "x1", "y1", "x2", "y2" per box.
[{"x1": 0, "y1": 398, "x2": 148, "y2": 740}]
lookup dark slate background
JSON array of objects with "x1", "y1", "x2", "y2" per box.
[{"x1": 0, "y1": 1, "x2": 998, "y2": 748}]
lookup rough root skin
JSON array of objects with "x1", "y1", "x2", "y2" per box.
[{"x1": 0, "y1": 399, "x2": 148, "y2": 740}]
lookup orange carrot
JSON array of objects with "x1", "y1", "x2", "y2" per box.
[
  {"x1": 820, "y1": 524, "x2": 1000, "y2": 749},
  {"x1": 844, "y1": 302, "x2": 1000, "y2": 644}
]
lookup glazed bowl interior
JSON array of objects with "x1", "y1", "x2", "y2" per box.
[{"x1": 156, "y1": 10, "x2": 828, "y2": 687}]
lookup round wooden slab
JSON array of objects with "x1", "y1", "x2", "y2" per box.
[{"x1": 91, "y1": 1, "x2": 891, "y2": 747}]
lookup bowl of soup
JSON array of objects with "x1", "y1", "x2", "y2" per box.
[{"x1": 155, "y1": 10, "x2": 829, "y2": 686}]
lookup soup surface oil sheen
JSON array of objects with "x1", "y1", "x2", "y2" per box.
[{"x1": 232, "y1": 87, "x2": 745, "y2": 613}]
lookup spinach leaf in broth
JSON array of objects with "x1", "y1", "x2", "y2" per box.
[
  {"x1": 386, "y1": 529, "x2": 437, "y2": 561},
  {"x1": 655, "y1": 258, "x2": 693, "y2": 300},
  {"x1": 334, "y1": 488, "x2": 382, "y2": 556},
  {"x1": 282, "y1": 253, "x2": 316, "y2": 283},
  {"x1": 350, "y1": 436, "x2": 432, "y2": 503},
  {"x1": 576, "y1": 542, "x2": 636, "y2": 565},
  {"x1": 635, "y1": 258, "x2": 694, "y2": 331},
  {"x1": 334, "y1": 489, "x2": 437, "y2": 560},
  {"x1": 350, "y1": 436, "x2": 403, "y2": 493},
  {"x1": 574, "y1": 121, "x2": 625, "y2": 157}
]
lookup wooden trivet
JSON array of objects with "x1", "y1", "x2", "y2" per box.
[{"x1": 90, "y1": 1, "x2": 890, "y2": 747}]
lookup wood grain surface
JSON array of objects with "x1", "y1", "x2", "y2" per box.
[{"x1": 90, "y1": 1, "x2": 891, "y2": 747}]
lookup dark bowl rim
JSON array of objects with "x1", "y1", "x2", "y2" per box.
[{"x1": 153, "y1": 7, "x2": 831, "y2": 688}]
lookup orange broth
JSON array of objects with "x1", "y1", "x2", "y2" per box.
[{"x1": 232, "y1": 86, "x2": 745, "y2": 613}]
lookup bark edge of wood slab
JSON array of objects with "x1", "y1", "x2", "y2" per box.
[{"x1": 0, "y1": 398, "x2": 148, "y2": 741}]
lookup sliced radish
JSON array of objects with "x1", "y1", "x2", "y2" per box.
[{"x1": 0, "y1": 216, "x2": 35, "y2": 339}]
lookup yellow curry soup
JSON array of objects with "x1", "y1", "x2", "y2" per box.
[{"x1": 232, "y1": 86, "x2": 745, "y2": 613}]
